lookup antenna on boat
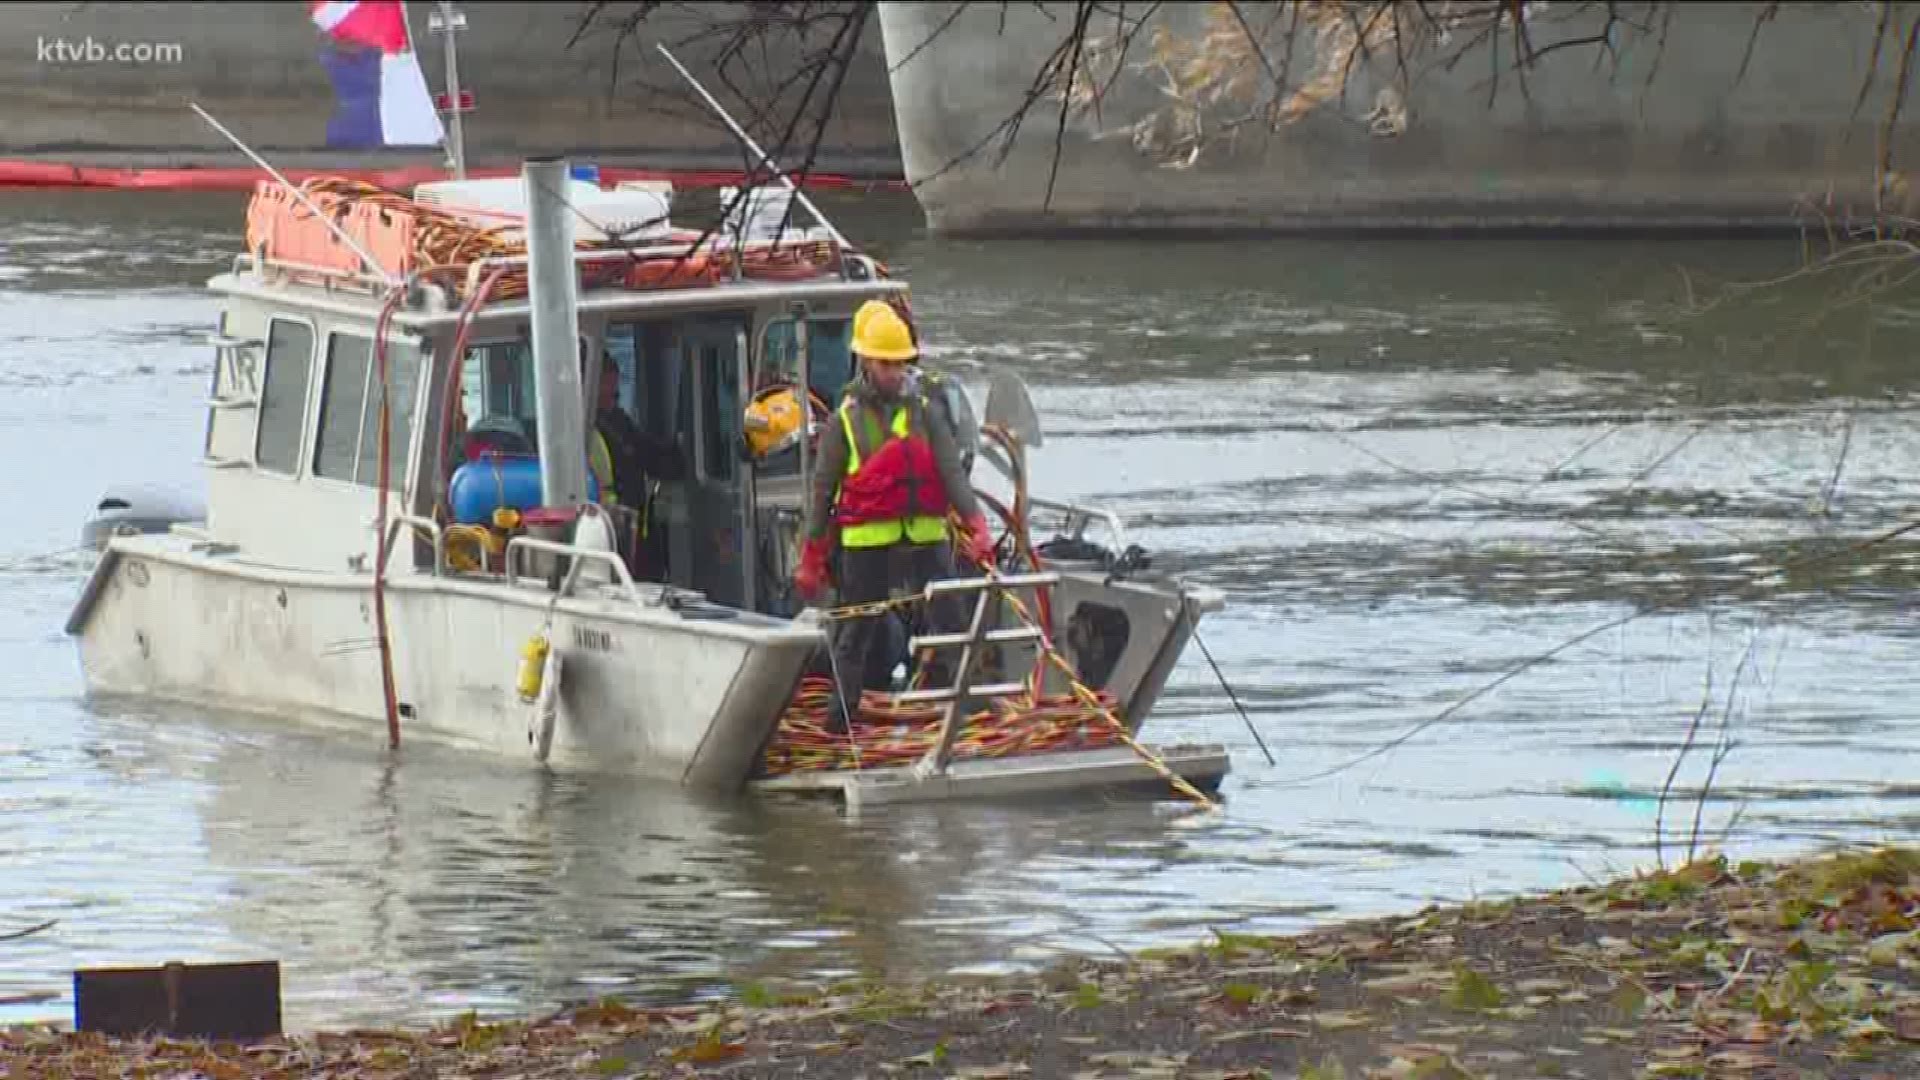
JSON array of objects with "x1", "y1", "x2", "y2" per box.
[
  {"x1": 430, "y1": 2, "x2": 469, "y2": 180},
  {"x1": 187, "y1": 101, "x2": 400, "y2": 287},
  {"x1": 653, "y1": 44, "x2": 850, "y2": 250}
]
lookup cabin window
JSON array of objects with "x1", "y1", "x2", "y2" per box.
[
  {"x1": 255, "y1": 318, "x2": 315, "y2": 476},
  {"x1": 602, "y1": 328, "x2": 639, "y2": 416},
  {"x1": 366, "y1": 339, "x2": 422, "y2": 490},
  {"x1": 603, "y1": 320, "x2": 681, "y2": 446},
  {"x1": 455, "y1": 335, "x2": 592, "y2": 460},
  {"x1": 751, "y1": 317, "x2": 852, "y2": 478},
  {"x1": 601, "y1": 315, "x2": 741, "y2": 483},
  {"x1": 315, "y1": 334, "x2": 372, "y2": 482},
  {"x1": 372, "y1": 338, "x2": 422, "y2": 486},
  {"x1": 760, "y1": 317, "x2": 853, "y2": 405},
  {"x1": 315, "y1": 331, "x2": 424, "y2": 489},
  {"x1": 459, "y1": 339, "x2": 538, "y2": 455},
  {"x1": 696, "y1": 332, "x2": 742, "y2": 484}
]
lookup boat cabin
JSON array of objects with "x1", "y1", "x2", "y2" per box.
[{"x1": 196, "y1": 179, "x2": 933, "y2": 619}]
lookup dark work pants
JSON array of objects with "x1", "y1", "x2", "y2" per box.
[{"x1": 828, "y1": 539, "x2": 970, "y2": 722}]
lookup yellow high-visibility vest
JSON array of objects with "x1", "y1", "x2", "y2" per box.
[
  {"x1": 589, "y1": 431, "x2": 619, "y2": 506},
  {"x1": 838, "y1": 401, "x2": 948, "y2": 549}
]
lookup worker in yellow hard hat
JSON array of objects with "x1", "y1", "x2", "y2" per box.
[
  {"x1": 844, "y1": 296, "x2": 972, "y2": 471},
  {"x1": 794, "y1": 299, "x2": 995, "y2": 731}
]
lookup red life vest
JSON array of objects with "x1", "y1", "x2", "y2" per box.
[{"x1": 834, "y1": 398, "x2": 951, "y2": 547}]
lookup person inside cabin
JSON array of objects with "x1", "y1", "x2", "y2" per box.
[
  {"x1": 591, "y1": 351, "x2": 686, "y2": 580},
  {"x1": 793, "y1": 300, "x2": 997, "y2": 732}
]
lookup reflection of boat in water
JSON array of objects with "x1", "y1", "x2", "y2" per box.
[
  {"x1": 175, "y1": 696, "x2": 1192, "y2": 1029},
  {"x1": 175, "y1": 699, "x2": 770, "y2": 1028},
  {"x1": 64, "y1": 46, "x2": 1227, "y2": 806}
]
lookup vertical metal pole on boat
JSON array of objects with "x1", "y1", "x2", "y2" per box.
[
  {"x1": 789, "y1": 303, "x2": 814, "y2": 616},
  {"x1": 792, "y1": 302, "x2": 812, "y2": 519},
  {"x1": 736, "y1": 326, "x2": 757, "y2": 613},
  {"x1": 432, "y1": 2, "x2": 468, "y2": 180},
  {"x1": 525, "y1": 159, "x2": 591, "y2": 509}
]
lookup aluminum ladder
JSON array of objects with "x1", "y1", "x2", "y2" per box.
[{"x1": 901, "y1": 570, "x2": 1059, "y2": 781}]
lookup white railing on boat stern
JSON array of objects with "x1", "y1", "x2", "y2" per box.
[
  {"x1": 232, "y1": 252, "x2": 397, "y2": 296},
  {"x1": 1025, "y1": 495, "x2": 1131, "y2": 557},
  {"x1": 379, "y1": 513, "x2": 446, "y2": 577},
  {"x1": 377, "y1": 512, "x2": 644, "y2": 605},
  {"x1": 502, "y1": 534, "x2": 655, "y2": 609},
  {"x1": 377, "y1": 512, "x2": 739, "y2": 620}
]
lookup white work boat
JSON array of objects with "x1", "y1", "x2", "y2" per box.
[{"x1": 65, "y1": 30, "x2": 1230, "y2": 804}]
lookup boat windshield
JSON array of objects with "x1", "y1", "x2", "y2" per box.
[
  {"x1": 450, "y1": 315, "x2": 848, "y2": 482},
  {"x1": 459, "y1": 339, "x2": 539, "y2": 455},
  {"x1": 761, "y1": 316, "x2": 853, "y2": 401},
  {"x1": 457, "y1": 335, "x2": 593, "y2": 458}
]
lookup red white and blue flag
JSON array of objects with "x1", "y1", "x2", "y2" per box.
[{"x1": 311, "y1": 1, "x2": 445, "y2": 149}]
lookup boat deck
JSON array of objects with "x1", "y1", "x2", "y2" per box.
[
  {"x1": 753, "y1": 675, "x2": 1229, "y2": 807},
  {"x1": 750, "y1": 743, "x2": 1231, "y2": 807}
]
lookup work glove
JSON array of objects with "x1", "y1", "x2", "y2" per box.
[
  {"x1": 958, "y1": 513, "x2": 996, "y2": 568},
  {"x1": 793, "y1": 536, "x2": 833, "y2": 601}
]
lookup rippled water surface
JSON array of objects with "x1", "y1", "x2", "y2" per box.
[{"x1": 5, "y1": 189, "x2": 1919, "y2": 1031}]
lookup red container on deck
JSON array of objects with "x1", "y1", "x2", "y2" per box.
[{"x1": 519, "y1": 507, "x2": 579, "y2": 581}]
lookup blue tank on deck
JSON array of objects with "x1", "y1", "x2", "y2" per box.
[{"x1": 448, "y1": 456, "x2": 599, "y2": 524}]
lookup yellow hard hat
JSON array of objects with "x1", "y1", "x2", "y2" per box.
[
  {"x1": 851, "y1": 299, "x2": 917, "y2": 363},
  {"x1": 852, "y1": 299, "x2": 882, "y2": 339},
  {"x1": 743, "y1": 384, "x2": 824, "y2": 458}
]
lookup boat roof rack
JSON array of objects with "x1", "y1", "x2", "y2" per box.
[
  {"x1": 213, "y1": 256, "x2": 909, "y2": 331},
  {"x1": 238, "y1": 175, "x2": 887, "y2": 305}
]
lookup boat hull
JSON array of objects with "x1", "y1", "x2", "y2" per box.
[
  {"x1": 69, "y1": 536, "x2": 822, "y2": 790},
  {"x1": 1042, "y1": 570, "x2": 1219, "y2": 734}
]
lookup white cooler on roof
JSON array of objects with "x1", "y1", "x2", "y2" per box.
[{"x1": 412, "y1": 178, "x2": 675, "y2": 243}]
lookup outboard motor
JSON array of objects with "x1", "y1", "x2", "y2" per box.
[{"x1": 82, "y1": 483, "x2": 206, "y2": 550}]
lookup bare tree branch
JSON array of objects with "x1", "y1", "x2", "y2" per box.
[
  {"x1": 1847, "y1": 1, "x2": 1895, "y2": 134},
  {"x1": 1875, "y1": 6, "x2": 1920, "y2": 227},
  {"x1": 1656, "y1": 629, "x2": 1714, "y2": 871},
  {"x1": 1687, "y1": 631, "x2": 1757, "y2": 865},
  {"x1": 1043, "y1": 1, "x2": 1096, "y2": 209},
  {"x1": 1731, "y1": 1, "x2": 1782, "y2": 89},
  {"x1": 888, "y1": 1, "x2": 972, "y2": 74},
  {"x1": 564, "y1": 3, "x2": 1919, "y2": 267}
]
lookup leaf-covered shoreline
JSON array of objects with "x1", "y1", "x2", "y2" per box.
[{"x1": 6, "y1": 845, "x2": 1918, "y2": 1078}]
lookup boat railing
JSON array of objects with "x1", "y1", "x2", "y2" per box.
[
  {"x1": 1026, "y1": 496, "x2": 1130, "y2": 556},
  {"x1": 460, "y1": 247, "x2": 640, "y2": 297},
  {"x1": 232, "y1": 252, "x2": 396, "y2": 296},
  {"x1": 376, "y1": 514, "x2": 692, "y2": 611},
  {"x1": 455, "y1": 231, "x2": 852, "y2": 297},
  {"x1": 237, "y1": 227, "x2": 865, "y2": 305},
  {"x1": 503, "y1": 535, "x2": 651, "y2": 608},
  {"x1": 380, "y1": 513, "x2": 445, "y2": 577}
]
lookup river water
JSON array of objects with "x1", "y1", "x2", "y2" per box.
[{"x1": 4, "y1": 189, "x2": 1919, "y2": 1032}]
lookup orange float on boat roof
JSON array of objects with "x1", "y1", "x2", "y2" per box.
[{"x1": 244, "y1": 180, "x2": 419, "y2": 277}]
